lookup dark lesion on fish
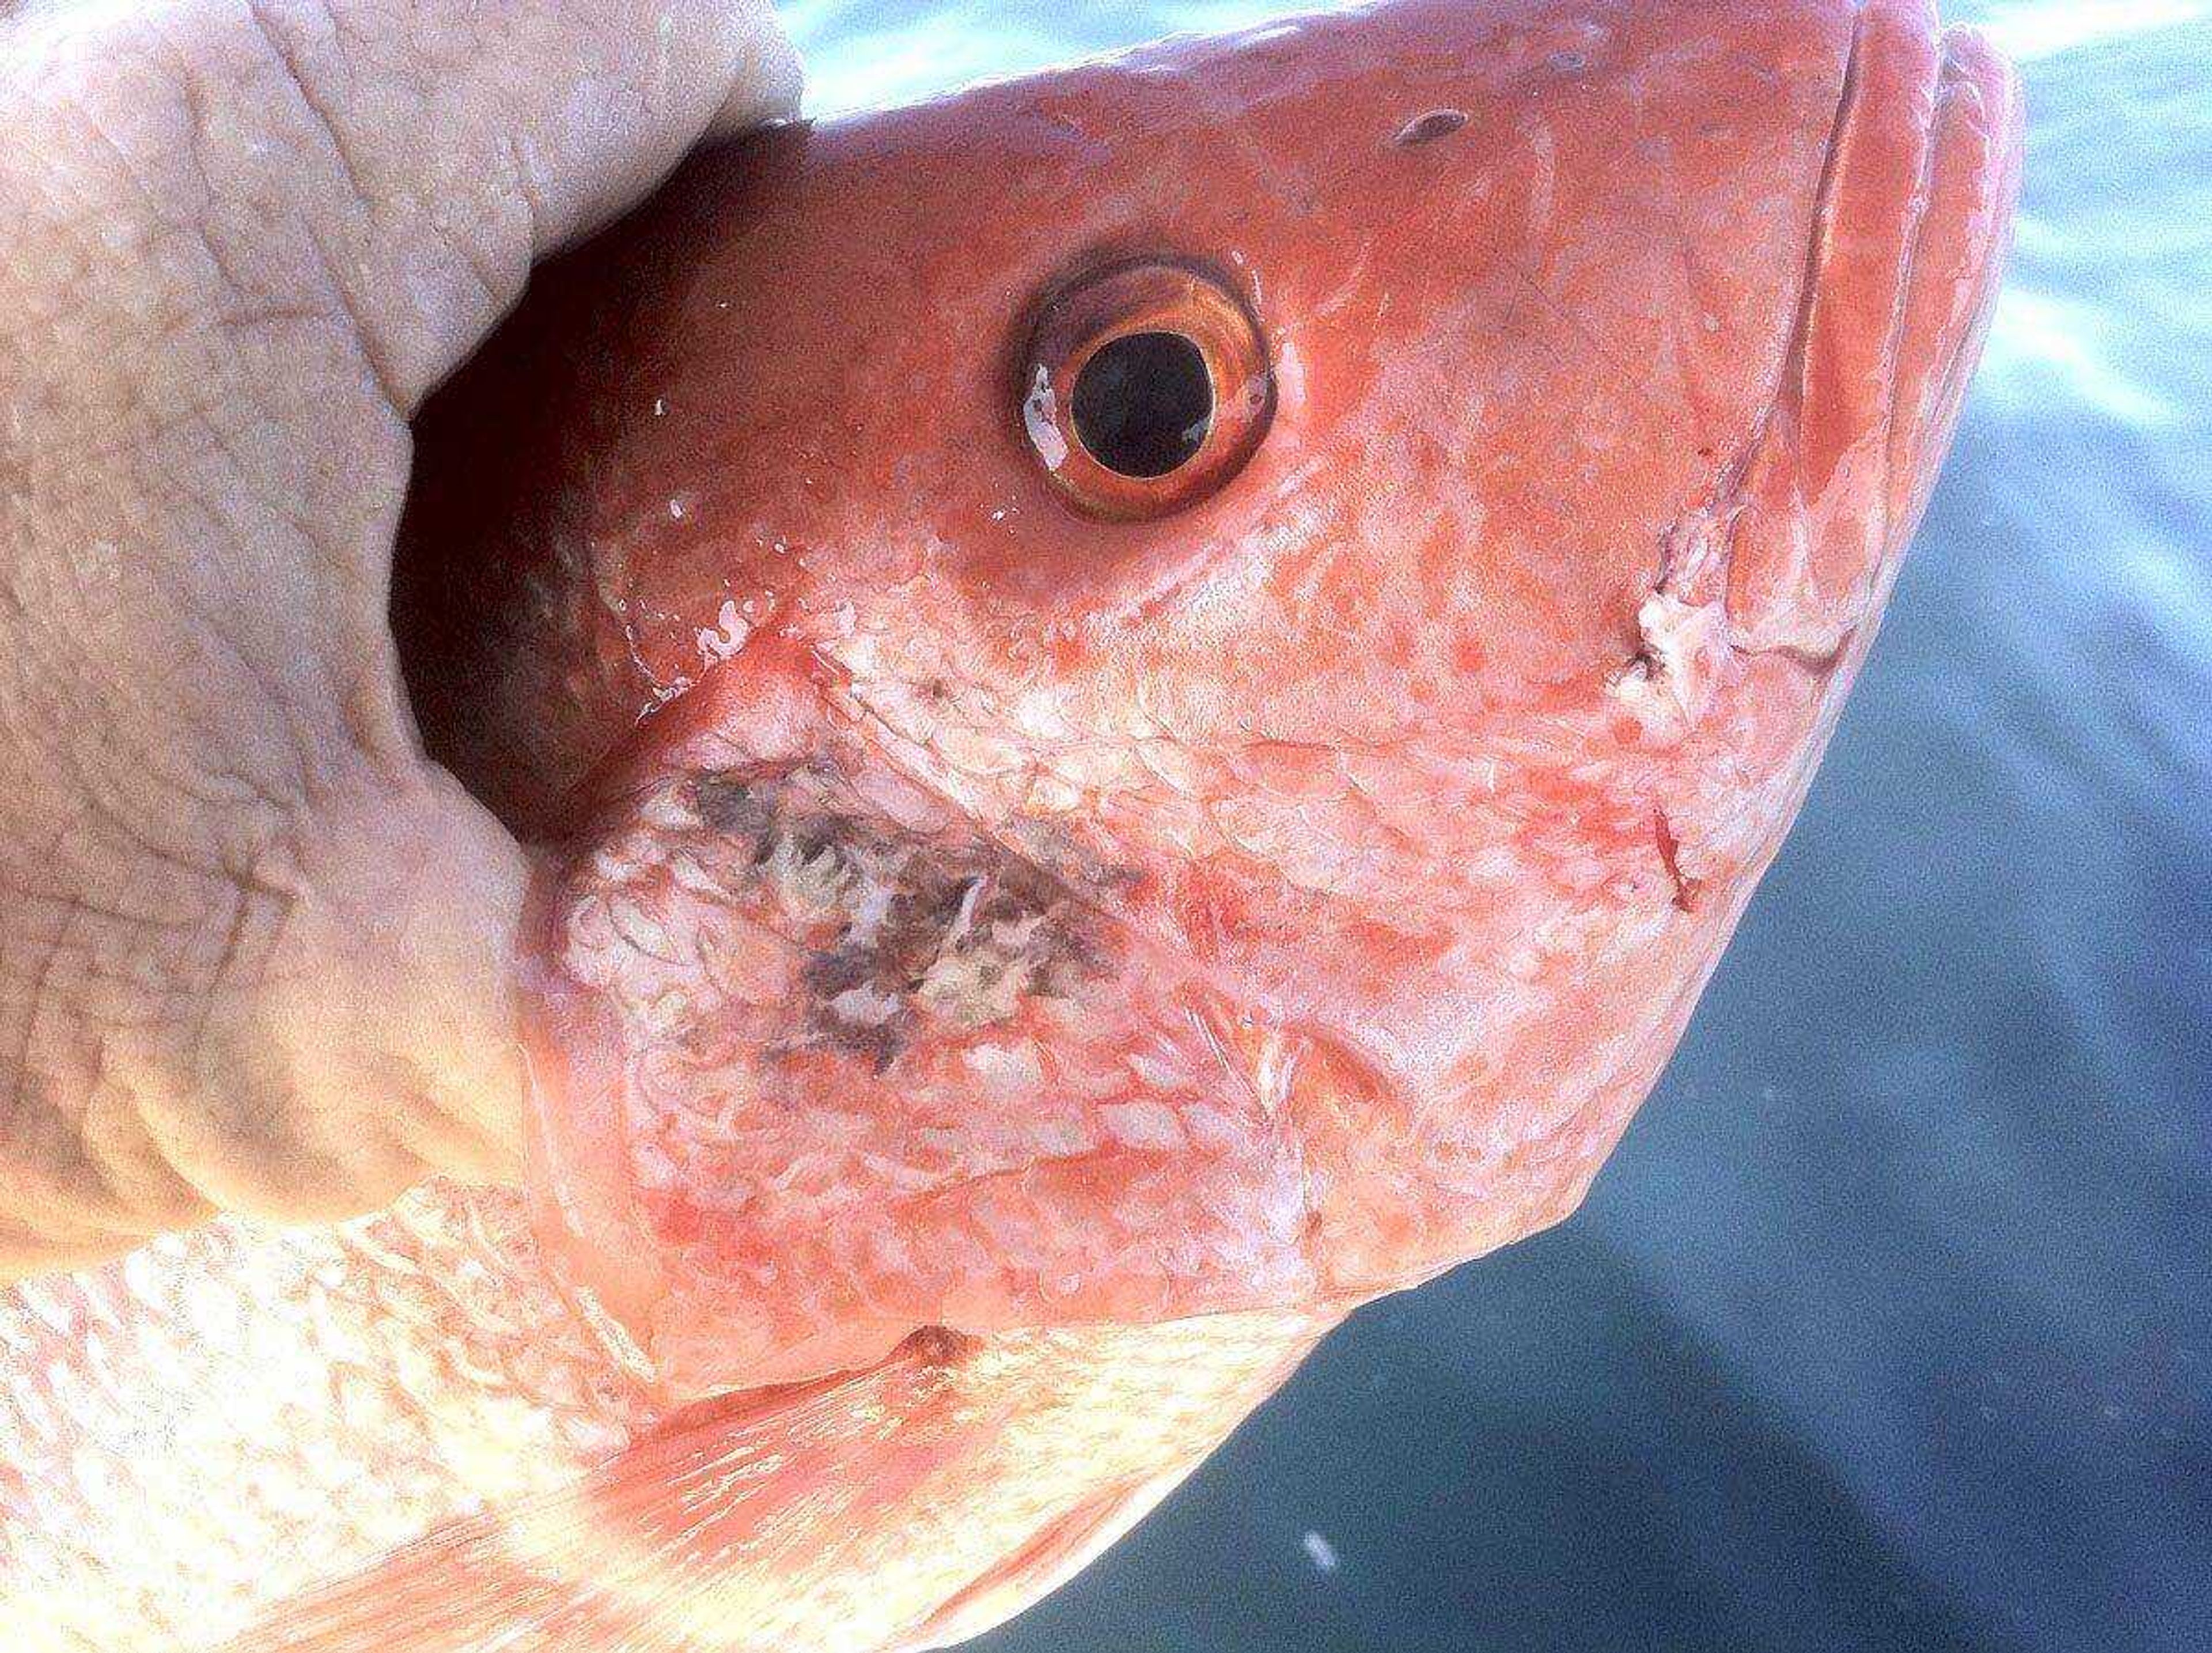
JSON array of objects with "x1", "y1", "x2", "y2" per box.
[
  {"x1": 683, "y1": 765, "x2": 1116, "y2": 1068},
  {"x1": 692, "y1": 772, "x2": 776, "y2": 839}
]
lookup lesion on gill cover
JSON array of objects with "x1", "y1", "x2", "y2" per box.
[{"x1": 680, "y1": 765, "x2": 1112, "y2": 1071}]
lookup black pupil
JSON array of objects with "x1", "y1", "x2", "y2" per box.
[{"x1": 1070, "y1": 331, "x2": 1214, "y2": 479}]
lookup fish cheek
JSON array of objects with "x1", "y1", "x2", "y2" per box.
[{"x1": 521, "y1": 651, "x2": 1373, "y2": 1394}]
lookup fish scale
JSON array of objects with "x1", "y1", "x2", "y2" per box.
[
  {"x1": 2, "y1": 1186, "x2": 652, "y2": 1650},
  {"x1": 3, "y1": 1181, "x2": 1324, "y2": 1651}
]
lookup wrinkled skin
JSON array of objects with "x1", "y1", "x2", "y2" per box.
[
  {"x1": 2, "y1": 2, "x2": 2021, "y2": 1650},
  {"x1": 0, "y1": 0, "x2": 798, "y2": 1275}
]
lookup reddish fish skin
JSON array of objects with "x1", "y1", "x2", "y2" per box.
[
  {"x1": 403, "y1": 0, "x2": 2020, "y2": 1397},
  {"x1": 1, "y1": 3, "x2": 2020, "y2": 1652}
]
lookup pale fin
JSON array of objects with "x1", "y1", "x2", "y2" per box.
[
  {"x1": 215, "y1": 1316, "x2": 1318, "y2": 1653},
  {"x1": 900, "y1": 1462, "x2": 1198, "y2": 1653}
]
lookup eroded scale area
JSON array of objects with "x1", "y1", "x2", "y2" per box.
[{"x1": 536, "y1": 746, "x2": 1330, "y2": 1391}]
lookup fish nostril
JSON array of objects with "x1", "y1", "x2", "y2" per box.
[{"x1": 1393, "y1": 107, "x2": 1468, "y2": 147}]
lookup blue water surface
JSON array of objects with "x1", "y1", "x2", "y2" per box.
[{"x1": 783, "y1": 5, "x2": 2211, "y2": 1650}]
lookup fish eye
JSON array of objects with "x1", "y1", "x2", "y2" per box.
[
  {"x1": 1018, "y1": 261, "x2": 1273, "y2": 521},
  {"x1": 1071, "y1": 331, "x2": 1213, "y2": 478}
]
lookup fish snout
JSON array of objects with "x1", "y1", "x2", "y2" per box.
[{"x1": 1723, "y1": 4, "x2": 2024, "y2": 664}]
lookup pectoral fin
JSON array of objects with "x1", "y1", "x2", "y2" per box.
[{"x1": 219, "y1": 1315, "x2": 1319, "y2": 1653}]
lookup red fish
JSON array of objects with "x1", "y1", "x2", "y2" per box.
[{"x1": 1, "y1": 1, "x2": 2020, "y2": 1648}]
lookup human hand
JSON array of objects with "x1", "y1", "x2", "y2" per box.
[{"x1": 0, "y1": 0, "x2": 798, "y2": 1278}]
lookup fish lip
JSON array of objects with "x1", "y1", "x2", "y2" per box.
[
  {"x1": 1877, "y1": 17, "x2": 2026, "y2": 560},
  {"x1": 1721, "y1": 3, "x2": 2023, "y2": 661}
]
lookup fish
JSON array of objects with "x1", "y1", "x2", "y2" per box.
[{"x1": 0, "y1": 0, "x2": 2022, "y2": 1648}]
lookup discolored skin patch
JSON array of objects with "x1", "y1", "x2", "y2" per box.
[
  {"x1": 528, "y1": 680, "x2": 1351, "y2": 1389},
  {"x1": 676, "y1": 765, "x2": 1111, "y2": 1069}
]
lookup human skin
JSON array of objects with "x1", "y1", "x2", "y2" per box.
[{"x1": 0, "y1": 0, "x2": 798, "y2": 1279}]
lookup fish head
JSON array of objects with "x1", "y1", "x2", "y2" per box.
[{"x1": 399, "y1": 0, "x2": 2021, "y2": 1396}]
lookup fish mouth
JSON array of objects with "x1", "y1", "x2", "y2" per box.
[
  {"x1": 1880, "y1": 21, "x2": 2024, "y2": 560},
  {"x1": 1722, "y1": 5, "x2": 2024, "y2": 661}
]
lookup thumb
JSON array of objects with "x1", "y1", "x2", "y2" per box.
[
  {"x1": 191, "y1": 0, "x2": 804, "y2": 414},
  {"x1": 214, "y1": 0, "x2": 805, "y2": 1182},
  {"x1": 0, "y1": 3, "x2": 802, "y2": 1272}
]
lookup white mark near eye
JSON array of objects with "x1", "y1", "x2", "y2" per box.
[
  {"x1": 1274, "y1": 337, "x2": 1306, "y2": 405},
  {"x1": 1023, "y1": 364, "x2": 1069, "y2": 469}
]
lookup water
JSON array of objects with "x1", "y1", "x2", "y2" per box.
[{"x1": 781, "y1": 3, "x2": 2212, "y2": 1650}]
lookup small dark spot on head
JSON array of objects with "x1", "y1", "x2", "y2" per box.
[
  {"x1": 800, "y1": 947, "x2": 873, "y2": 999},
  {"x1": 1395, "y1": 108, "x2": 1469, "y2": 148},
  {"x1": 693, "y1": 772, "x2": 775, "y2": 839},
  {"x1": 787, "y1": 818, "x2": 852, "y2": 868}
]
